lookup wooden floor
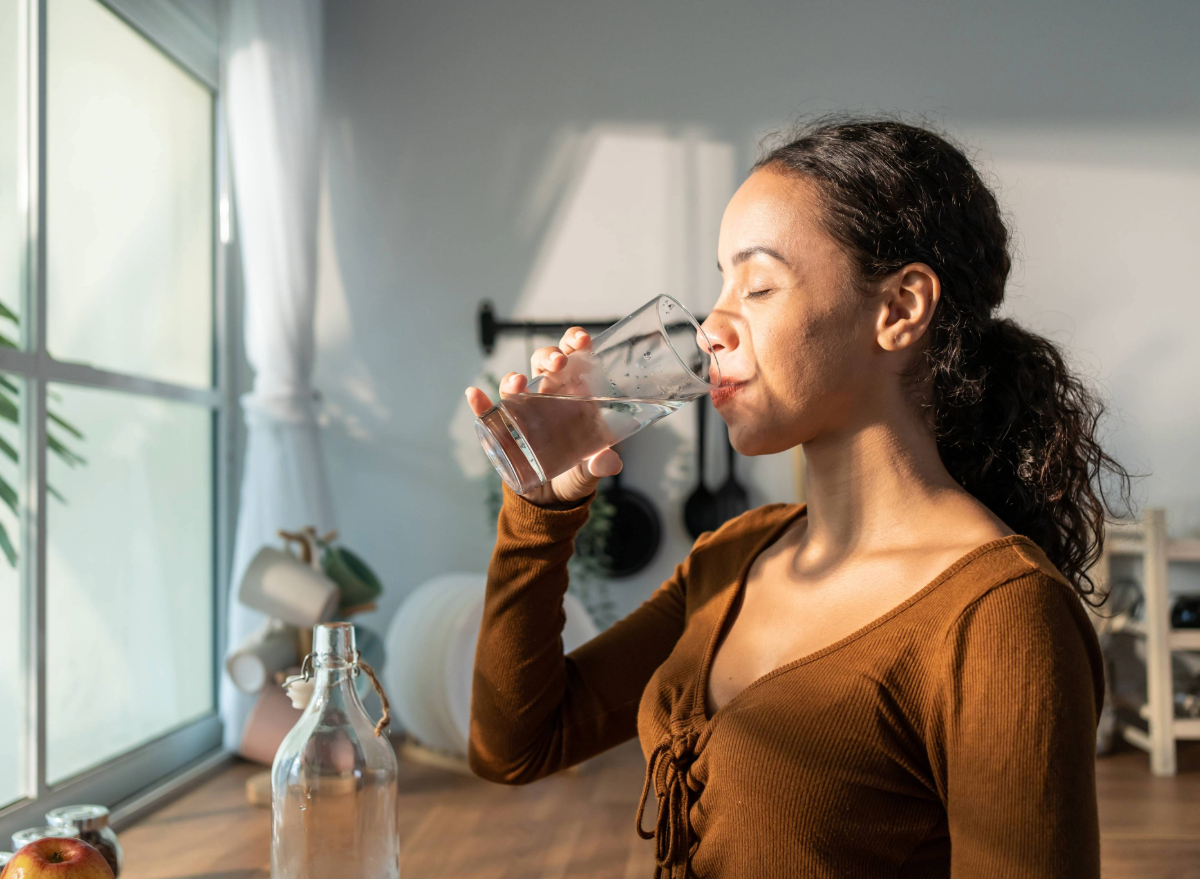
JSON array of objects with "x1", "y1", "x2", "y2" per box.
[{"x1": 119, "y1": 738, "x2": 1200, "y2": 879}]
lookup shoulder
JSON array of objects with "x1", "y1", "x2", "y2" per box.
[
  {"x1": 935, "y1": 538, "x2": 1104, "y2": 711},
  {"x1": 933, "y1": 536, "x2": 1080, "y2": 624},
  {"x1": 691, "y1": 501, "x2": 804, "y2": 558},
  {"x1": 681, "y1": 502, "x2": 805, "y2": 589}
]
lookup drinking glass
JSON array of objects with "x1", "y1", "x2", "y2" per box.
[{"x1": 475, "y1": 294, "x2": 719, "y2": 495}]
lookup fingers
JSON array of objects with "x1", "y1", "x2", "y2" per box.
[
  {"x1": 531, "y1": 345, "x2": 568, "y2": 377},
  {"x1": 499, "y1": 372, "x2": 527, "y2": 395},
  {"x1": 559, "y1": 326, "x2": 592, "y2": 354},
  {"x1": 530, "y1": 329, "x2": 593, "y2": 377},
  {"x1": 464, "y1": 386, "x2": 493, "y2": 416},
  {"x1": 465, "y1": 373, "x2": 528, "y2": 414}
]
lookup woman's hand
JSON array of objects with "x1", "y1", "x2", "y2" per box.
[{"x1": 465, "y1": 326, "x2": 623, "y2": 507}]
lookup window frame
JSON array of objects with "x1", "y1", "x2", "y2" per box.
[{"x1": 0, "y1": 0, "x2": 235, "y2": 839}]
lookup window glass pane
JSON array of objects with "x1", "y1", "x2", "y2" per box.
[
  {"x1": 47, "y1": 0, "x2": 213, "y2": 387},
  {"x1": 47, "y1": 385, "x2": 212, "y2": 784},
  {"x1": 0, "y1": 0, "x2": 22, "y2": 333},
  {"x1": 0, "y1": 373, "x2": 23, "y2": 808}
]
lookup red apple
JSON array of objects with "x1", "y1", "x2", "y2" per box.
[{"x1": 0, "y1": 837, "x2": 113, "y2": 878}]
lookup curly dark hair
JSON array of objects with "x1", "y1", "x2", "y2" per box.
[{"x1": 755, "y1": 115, "x2": 1132, "y2": 603}]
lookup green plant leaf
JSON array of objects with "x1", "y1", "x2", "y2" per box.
[
  {"x1": 47, "y1": 432, "x2": 85, "y2": 467},
  {"x1": 0, "y1": 433, "x2": 16, "y2": 466},
  {"x1": 0, "y1": 521, "x2": 16, "y2": 567},
  {"x1": 47, "y1": 410, "x2": 84, "y2": 440},
  {"x1": 0, "y1": 476, "x2": 17, "y2": 519},
  {"x1": 0, "y1": 325, "x2": 87, "y2": 567}
]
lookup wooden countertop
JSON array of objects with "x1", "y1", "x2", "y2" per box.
[
  {"x1": 117, "y1": 738, "x2": 1200, "y2": 879},
  {"x1": 119, "y1": 737, "x2": 657, "y2": 879}
]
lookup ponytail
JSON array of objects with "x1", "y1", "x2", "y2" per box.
[
  {"x1": 757, "y1": 115, "x2": 1132, "y2": 601},
  {"x1": 934, "y1": 317, "x2": 1128, "y2": 602}
]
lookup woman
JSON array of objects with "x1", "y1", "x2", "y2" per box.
[{"x1": 463, "y1": 117, "x2": 1129, "y2": 878}]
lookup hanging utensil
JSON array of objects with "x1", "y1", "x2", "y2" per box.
[
  {"x1": 713, "y1": 421, "x2": 749, "y2": 526},
  {"x1": 597, "y1": 443, "x2": 662, "y2": 578},
  {"x1": 683, "y1": 398, "x2": 722, "y2": 539}
]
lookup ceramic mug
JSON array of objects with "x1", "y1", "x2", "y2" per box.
[
  {"x1": 226, "y1": 618, "x2": 299, "y2": 694},
  {"x1": 239, "y1": 546, "x2": 339, "y2": 628}
]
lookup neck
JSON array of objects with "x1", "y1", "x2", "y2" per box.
[{"x1": 798, "y1": 404, "x2": 961, "y2": 564}]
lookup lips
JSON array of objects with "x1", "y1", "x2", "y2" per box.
[{"x1": 710, "y1": 379, "x2": 746, "y2": 406}]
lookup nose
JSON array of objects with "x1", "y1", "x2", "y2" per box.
[{"x1": 698, "y1": 310, "x2": 734, "y2": 385}]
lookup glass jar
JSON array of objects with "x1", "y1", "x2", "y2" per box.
[
  {"x1": 271, "y1": 622, "x2": 399, "y2": 879},
  {"x1": 46, "y1": 804, "x2": 123, "y2": 876},
  {"x1": 11, "y1": 824, "x2": 77, "y2": 851}
]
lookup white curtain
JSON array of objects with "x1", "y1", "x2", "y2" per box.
[{"x1": 220, "y1": 0, "x2": 333, "y2": 751}]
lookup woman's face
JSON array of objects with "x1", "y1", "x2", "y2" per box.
[{"x1": 700, "y1": 167, "x2": 890, "y2": 456}]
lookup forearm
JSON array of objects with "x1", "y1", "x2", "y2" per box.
[
  {"x1": 468, "y1": 483, "x2": 594, "y2": 783},
  {"x1": 469, "y1": 482, "x2": 692, "y2": 785}
]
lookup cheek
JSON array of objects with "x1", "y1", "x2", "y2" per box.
[{"x1": 757, "y1": 298, "x2": 865, "y2": 407}]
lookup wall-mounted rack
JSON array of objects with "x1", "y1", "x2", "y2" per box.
[{"x1": 477, "y1": 300, "x2": 709, "y2": 355}]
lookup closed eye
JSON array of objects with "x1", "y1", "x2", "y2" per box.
[{"x1": 745, "y1": 289, "x2": 772, "y2": 299}]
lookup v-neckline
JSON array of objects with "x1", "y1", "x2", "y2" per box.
[{"x1": 692, "y1": 506, "x2": 1035, "y2": 725}]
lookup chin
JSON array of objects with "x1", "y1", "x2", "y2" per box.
[
  {"x1": 721, "y1": 402, "x2": 810, "y2": 456},
  {"x1": 725, "y1": 421, "x2": 792, "y2": 457}
]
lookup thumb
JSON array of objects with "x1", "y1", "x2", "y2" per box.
[
  {"x1": 586, "y1": 448, "x2": 622, "y2": 478},
  {"x1": 549, "y1": 448, "x2": 622, "y2": 502}
]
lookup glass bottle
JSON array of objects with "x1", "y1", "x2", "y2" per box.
[
  {"x1": 11, "y1": 824, "x2": 78, "y2": 851},
  {"x1": 271, "y1": 622, "x2": 399, "y2": 879},
  {"x1": 45, "y1": 804, "x2": 123, "y2": 876}
]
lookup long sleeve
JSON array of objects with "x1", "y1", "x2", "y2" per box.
[
  {"x1": 928, "y1": 572, "x2": 1105, "y2": 878},
  {"x1": 468, "y1": 481, "x2": 694, "y2": 784}
]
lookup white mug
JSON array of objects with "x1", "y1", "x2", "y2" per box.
[
  {"x1": 226, "y1": 618, "x2": 298, "y2": 694},
  {"x1": 239, "y1": 546, "x2": 340, "y2": 628}
]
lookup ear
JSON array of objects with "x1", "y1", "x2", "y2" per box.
[{"x1": 874, "y1": 262, "x2": 940, "y2": 351}]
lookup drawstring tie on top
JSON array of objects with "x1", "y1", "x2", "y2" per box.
[{"x1": 636, "y1": 729, "x2": 701, "y2": 878}]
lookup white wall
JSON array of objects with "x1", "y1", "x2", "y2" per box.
[{"x1": 315, "y1": 0, "x2": 1200, "y2": 629}]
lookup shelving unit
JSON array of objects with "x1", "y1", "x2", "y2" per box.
[{"x1": 1092, "y1": 509, "x2": 1200, "y2": 775}]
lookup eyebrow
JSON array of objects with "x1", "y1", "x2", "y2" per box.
[{"x1": 717, "y1": 245, "x2": 791, "y2": 272}]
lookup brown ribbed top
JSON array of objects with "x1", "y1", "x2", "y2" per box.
[{"x1": 469, "y1": 482, "x2": 1104, "y2": 878}]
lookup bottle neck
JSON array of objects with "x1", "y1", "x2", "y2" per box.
[
  {"x1": 309, "y1": 622, "x2": 366, "y2": 711},
  {"x1": 315, "y1": 664, "x2": 356, "y2": 687},
  {"x1": 313, "y1": 650, "x2": 359, "y2": 693}
]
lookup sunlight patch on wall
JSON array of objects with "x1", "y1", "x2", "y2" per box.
[{"x1": 451, "y1": 126, "x2": 738, "y2": 481}]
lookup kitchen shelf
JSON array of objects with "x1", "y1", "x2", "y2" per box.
[
  {"x1": 1106, "y1": 531, "x2": 1200, "y2": 563},
  {"x1": 1108, "y1": 617, "x2": 1200, "y2": 651},
  {"x1": 1092, "y1": 509, "x2": 1200, "y2": 775},
  {"x1": 1129, "y1": 703, "x2": 1200, "y2": 742}
]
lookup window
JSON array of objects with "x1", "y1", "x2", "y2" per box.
[{"x1": 0, "y1": 0, "x2": 230, "y2": 837}]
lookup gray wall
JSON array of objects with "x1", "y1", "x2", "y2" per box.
[{"x1": 316, "y1": 0, "x2": 1200, "y2": 632}]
